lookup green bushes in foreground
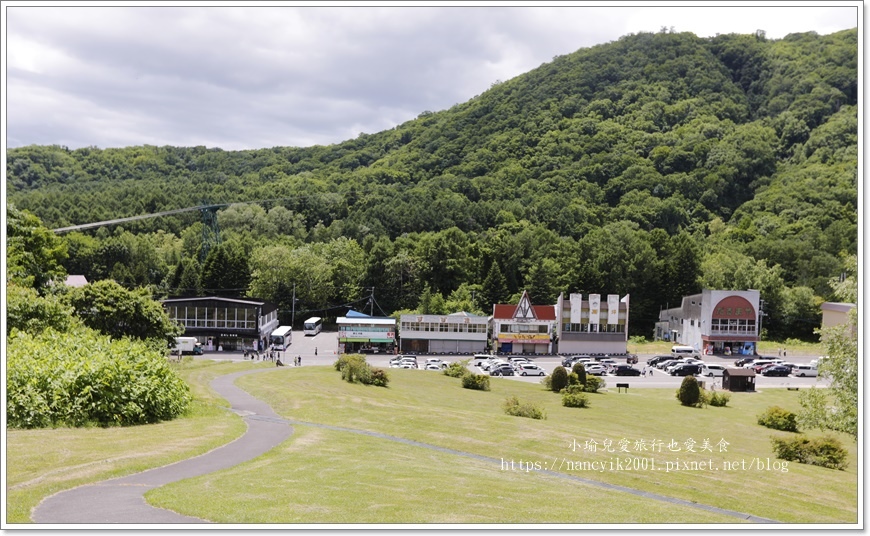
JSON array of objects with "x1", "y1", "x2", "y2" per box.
[
  {"x1": 461, "y1": 373, "x2": 491, "y2": 391},
  {"x1": 6, "y1": 328, "x2": 191, "y2": 429},
  {"x1": 758, "y1": 406, "x2": 800, "y2": 432},
  {"x1": 333, "y1": 354, "x2": 390, "y2": 387},
  {"x1": 503, "y1": 396, "x2": 546, "y2": 419},
  {"x1": 561, "y1": 385, "x2": 590, "y2": 408},
  {"x1": 771, "y1": 435, "x2": 848, "y2": 470}
]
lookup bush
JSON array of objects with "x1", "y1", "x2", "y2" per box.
[
  {"x1": 443, "y1": 359, "x2": 469, "y2": 378},
  {"x1": 461, "y1": 373, "x2": 491, "y2": 391},
  {"x1": 6, "y1": 327, "x2": 191, "y2": 428},
  {"x1": 758, "y1": 406, "x2": 799, "y2": 432},
  {"x1": 629, "y1": 335, "x2": 647, "y2": 344},
  {"x1": 567, "y1": 372, "x2": 579, "y2": 385},
  {"x1": 503, "y1": 396, "x2": 546, "y2": 419},
  {"x1": 334, "y1": 354, "x2": 388, "y2": 387},
  {"x1": 771, "y1": 435, "x2": 848, "y2": 470},
  {"x1": 582, "y1": 375, "x2": 605, "y2": 393},
  {"x1": 561, "y1": 384, "x2": 590, "y2": 408},
  {"x1": 572, "y1": 363, "x2": 587, "y2": 385},
  {"x1": 542, "y1": 374, "x2": 553, "y2": 390},
  {"x1": 551, "y1": 366, "x2": 569, "y2": 393},
  {"x1": 676, "y1": 376, "x2": 703, "y2": 407},
  {"x1": 708, "y1": 391, "x2": 731, "y2": 407}
]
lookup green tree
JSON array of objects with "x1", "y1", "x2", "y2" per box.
[
  {"x1": 6, "y1": 205, "x2": 68, "y2": 291},
  {"x1": 798, "y1": 255, "x2": 857, "y2": 440},
  {"x1": 65, "y1": 279, "x2": 182, "y2": 345},
  {"x1": 6, "y1": 283, "x2": 76, "y2": 334},
  {"x1": 482, "y1": 261, "x2": 509, "y2": 306}
]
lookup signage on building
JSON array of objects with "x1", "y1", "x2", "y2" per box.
[
  {"x1": 339, "y1": 329, "x2": 395, "y2": 339},
  {"x1": 497, "y1": 333, "x2": 550, "y2": 343},
  {"x1": 570, "y1": 293, "x2": 583, "y2": 324},
  {"x1": 589, "y1": 294, "x2": 601, "y2": 325},
  {"x1": 607, "y1": 294, "x2": 619, "y2": 324}
]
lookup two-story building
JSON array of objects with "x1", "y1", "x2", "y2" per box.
[
  {"x1": 161, "y1": 296, "x2": 279, "y2": 352},
  {"x1": 655, "y1": 289, "x2": 761, "y2": 356},
  {"x1": 555, "y1": 292, "x2": 629, "y2": 355},
  {"x1": 398, "y1": 311, "x2": 490, "y2": 354},
  {"x1": 492, "y1": 291, "x2": 556, "y2": 355},
  {"x1": 337, "y1": 310, "x2": 396, "y2": 354}
]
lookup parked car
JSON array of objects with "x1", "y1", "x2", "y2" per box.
[
  {"x1": 701, "y1": 364, "x2": 726, "y2": 377},
  {"x1": 518, "y1": 364, "x2": 546, "y2": 376},
  {"x1": 734, "y1": 357, "x2": 755, "y2": 367},
  {"x1": 670, "y1": 364, "x2": 702, "y2": 376},
  {"x1": 509, "y1": 357, "x2": 530, "y2": 366},
  {"x1": 424, "y1": 364, "x2": 442, "y2": 371},
  {"x1": 646, "y1": 355, "x2": 672, "y2": 367},
  {"x1": 664, "y1": 360, "x2": 689, "y2": 373},
  {"x1": 425, "y1": 358, "x2": 448, "y2": 369},
  {"x1": 562, "y1": 355, "x2": 591, "y2": 367},
  {"x1": 585, "y1": 364, "x2": 607, "y2": 376},
  {"x1": 792, "y1": 364, "x2": 818, "y2": 377},
  {"x1": 613, "y1": 364, "x2": 642, "y2": 376},
  {"x1": 626, "y1": 354, "x2": 639, "y2": 364},
  {"x1": 656, "y1": 359, "x2": 679, "y2": 370},
  {"x1": 482, "y1": 359, "x2": 504, "y2": 371},
  {"x1": 474, "y1": 354, "x2": 496, "y2": 366},
  {"x1": 390, "y1": 354, "x2": 416, "y2": 366},
  {"x1": 490, "y1": 364, "x2": 515, "y2": 376},
  {"x1": 761, "y1": 365, "x2": 792, "y2": 377}
]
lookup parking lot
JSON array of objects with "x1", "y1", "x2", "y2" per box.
[{"x1": 193, "y1": 330, "x2": 828, "y2": 390}]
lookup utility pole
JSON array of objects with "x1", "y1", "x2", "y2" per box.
[
  {"x1": 291, "y1": 282, "x2": 296, "y2": 328},
  {"x1": 369, "y1": 287, "x2": 376, "y2": 317}
]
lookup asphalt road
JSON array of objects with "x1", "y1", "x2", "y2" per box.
[{"x1": 195, "y1": 330, "x2": 828, "y2": 390}]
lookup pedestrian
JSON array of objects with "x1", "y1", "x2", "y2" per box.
[
  {"x1": 783, "y1": 349, "x2": 787, "y2": 358},
  {"x1": 649, "y1": 367, "x2": 654, "y2": 376},
  {"x1": 315, "y1": 347, "x2": 318, "y2": 356},
  {"x1": 298, "y1": 355, "x2": 302, "y2": 366}
]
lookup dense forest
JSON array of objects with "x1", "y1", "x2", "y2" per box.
[{"x1": 6, "y1": 28, "x2": 858, "y2": 339}]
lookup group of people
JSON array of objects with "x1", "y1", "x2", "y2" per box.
[
  {"x1": 641, "y1": 366, "x2": 654, "y2": 377},
  {"x1": 276, "y1": 355, "x2": 303, "y2": 367}
]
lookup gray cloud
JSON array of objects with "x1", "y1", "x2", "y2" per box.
[{"x1": 4, "y1": 4, "x2": 859, "y2": 151}]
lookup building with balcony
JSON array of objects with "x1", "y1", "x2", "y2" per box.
[
  {"x1": 398, "y1": 311, "x2": 490, "y2": 354},
  {"x1": 492, "y1": 291, "x2": 556, "y2": 355},
  {"x1": 555, "y1": 292, "x2": 629, "y2": 355},
  {"x1": 161, "y1": 296, "x2": 279, "y2": 352},
  {"x1": 655, "y1": 289, "x2": 760, "y2": 356}
]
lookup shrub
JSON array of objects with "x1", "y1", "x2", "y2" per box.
[
  {"x1": 676, "y1": 376, "x2": 703, "y2": 407},
  {"x1": 572, "y1": 363, "x2": 587, "y2": 385},
  {"x1": 443, "y1": 359, "x2": 469, "y2": 378},
  {"x1": 708, "y1": 391, "x2": 731, "y2": 407},
  {"x1": 582, "y1": 375, "x2": 605, "y2": 393},
  {"x1": 567, "y1": 372, "x2": 579, "y2": 385},
  {"x1": 551, "y1": 366, "x2": 569, "y2": 393},
  {"x1": 758, "y1": 406, "x2": 799, "y2": 432},
  {"x1": 542, "y1": 374, "x2": 553, "y2": 390},
  {"x1": 503, "y1": 396, "x2": 546, "y2": 419},
  {"x1": 771, "y1": 435, "x2": 848, "y2": 470},
  {"x1": 334, "y1": 354, "x2": 388, "y2": 387},
  {"x1": 461, "y1": 373, "x2": 491, "y2": 391},
  {"x1": 6, "y1": 327, "x2": 191, "y2": 428},
  {"x1": 561, "y1": 384, "x2": 590, "y2": 408}
]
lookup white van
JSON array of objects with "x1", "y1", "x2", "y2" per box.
[
  {"x1": 671, "y1": 345, "x2": 698, "y2": 357},
  {"x1": 792, "y1": 364, "x2": 818, "y2": 377},
  {"x1": 701, "y1": 364, "x2": 726, "y2": 377}
]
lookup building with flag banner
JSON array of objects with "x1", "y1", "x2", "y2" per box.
[
  {"x1": 654, "y1": 289, "x2": 760, "y2": 356},
  {"x1": 337, "y1": 310, "x2": 396, "y2": 354},
  {"x1": 492, "y1": 290, "x2": 557, "y2": 355},
  {"x1": 555, "y1": 292, "x2": 630, "y2": 355}
]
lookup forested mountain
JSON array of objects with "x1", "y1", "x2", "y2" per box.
[{"x1": 6, "y1": 28, "x2": 858, "y2": 339}]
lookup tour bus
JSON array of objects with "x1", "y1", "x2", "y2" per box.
[
  {"x1": 303, "y1": 317, "x2": 323, "y2": 336},
  {"x1": 270, "y1": 325, "x2": 293, "y2": 351}
]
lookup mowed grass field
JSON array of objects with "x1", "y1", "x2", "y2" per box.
[
  {"x1": 146, "y1": 364, "x2": 857, "y2": 525},
  {"x1": 5, "y1": 359, "x2": 265, "y2": 523}
]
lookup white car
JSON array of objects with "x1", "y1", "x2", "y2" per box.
[
  {"x1": 792, "y1": 364, "x2": 818, "y2": 377},
  {"x1": 518, "y1": 364, "x2": 546, "y2": 376},
  {"x1": 473, "y1": 354, "x2": 496, "y2": 366},
  {"x1": 424, "y1": 363, "x2": 442, "y2": 371},
  {"x1": 425, "y1": 358, "x2": 448, "y2": 369},
  {"x1": 701, "y1": 364, "x2": 726, "y2": 377}
]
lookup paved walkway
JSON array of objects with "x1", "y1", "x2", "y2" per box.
[
  {"x1": 32, "y1": 370, "x2": 292, "y2": 524},
  {"x1": 32, "y1": 368, "x2": 779, "y2": 525}
]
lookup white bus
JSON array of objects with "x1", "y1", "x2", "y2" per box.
[
  {"x1": 303, "y1": 317, "x2": 323, "y2": 336},
  {"x1": 270, "y1": 325, "x2": 293, "y2": 351}
]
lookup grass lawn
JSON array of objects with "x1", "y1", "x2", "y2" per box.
[
  {"x1": 147, "y1": 365, "x2": 857, "y2": 525},
  {"x1": 5, "y1": 359, "x2": 262, "y2": 523}
]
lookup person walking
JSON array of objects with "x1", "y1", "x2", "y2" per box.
[{"x1": 315, "y1": 347, "x2": 318, "y2": 356}]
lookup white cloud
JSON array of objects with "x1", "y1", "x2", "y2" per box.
[{"x1": 2, "y1": 3, "x2": 860, "y2": 151}]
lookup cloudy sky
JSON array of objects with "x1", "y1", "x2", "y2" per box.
[{"x1": 3, "y1": 2, "x2": 860, "y2": 152}]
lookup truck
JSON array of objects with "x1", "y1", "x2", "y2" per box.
[{"x1": 173, "y1": 336, "x2": 203, "y2": 355}]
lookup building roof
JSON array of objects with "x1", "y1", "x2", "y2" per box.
[
  {"x1": 492, "y1": 304, "x2": 556, "y2": 321},
  {"x1": 821, "y1": 302, "x2": 856, "y2": 313},
  {"x1": 64, "y1": 275, "x2": 89, "y2": 288},
  {"x1": 161, "y1": 296, "x2": 271, "y2": 307},
  {"x1": 724, "y1": 368, "x2": 756, "y2": 377},
  {"x1": 337, "y1": 317, "x2": 396, "y2": 326}
]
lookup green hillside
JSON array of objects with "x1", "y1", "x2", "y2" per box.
[{"x1": 6, "y1": 28, "x2": 858, "y2": 338}]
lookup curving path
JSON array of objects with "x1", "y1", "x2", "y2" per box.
[
  {"x1": 32, "y1": 368, "x2": 779, "y2": 525},
  {"x1": 32, "y1": 370, "x2": 291, "y2": 524}
]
